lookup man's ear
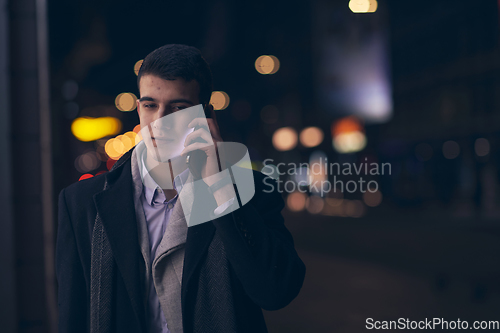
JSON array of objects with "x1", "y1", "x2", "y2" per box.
[{"x1": 136, "y1": 99, "x2": 141, "y2": 117}]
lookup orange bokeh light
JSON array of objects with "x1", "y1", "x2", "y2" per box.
[
  {"x1": 272, "y1": 127, "x2": 298, "y2": 151},
  {"x1": 332, "y1": 116, "x2": 363, "y2": 137},
  {"x1": 287, "y1": 192, "x2": 307, "y2": 212}
]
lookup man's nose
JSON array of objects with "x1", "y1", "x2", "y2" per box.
[
  {"x1": 153, "y1": 107, "x2": 173, "y2": 129},
  {"x1": 156, "y1": 105, "x2": 169, "y2": 119}
]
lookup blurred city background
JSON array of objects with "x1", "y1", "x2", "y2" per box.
[{"x1": 2, "y1": 0, "x2": 500, "y2": 332}]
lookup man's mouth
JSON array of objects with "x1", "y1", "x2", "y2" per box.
[{"x1": 152, "y1": 137, "x2": 174, "y2": 142}]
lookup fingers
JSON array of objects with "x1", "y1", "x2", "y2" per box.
[
  {"x1": 189, "y1": 117, "x2": 222, "y2": 141},
  {"x1": 180, "y1": 142, "x2": 216, "y2": 156},
  {"x1": 188, "y1": 117, "x2": 208, "y2": 130},
  {"x1": 184, "y1": 128, "x2": 213, "y2": 147}
]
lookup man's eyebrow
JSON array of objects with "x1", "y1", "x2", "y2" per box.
[
  {"x1": 169, "y1": 99, "x2": 195, "y2": 105},
  {"x1": 138, "y1": 96, "x2": 156, "y2": 102},
  {"x1": 137, "y1": 97, "x2": 195, "y2": 105}
]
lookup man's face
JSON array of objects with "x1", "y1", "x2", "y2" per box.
[{"x1": 137, "y1": 74, "x2": 202, "y2": 161}]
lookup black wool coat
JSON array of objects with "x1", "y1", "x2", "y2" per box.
[{"x1": 56, "y1": 148, "x2": 306, "y2": 333}]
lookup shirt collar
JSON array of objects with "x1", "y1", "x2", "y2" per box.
[{"x1": 135, "y1": 141, "x2": 190, "y2": 206}]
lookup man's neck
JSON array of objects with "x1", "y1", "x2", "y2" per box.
[{"x1": 145, "y1": 152, "x2": 187, "y2": 200}]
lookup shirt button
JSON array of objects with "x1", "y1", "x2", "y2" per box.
[
  {"x1": 157, "y1": 189, "x2": 162, "y2": 193},
  {"x1": 167, "y1": 203, "x2": 173, "y2": 209}
]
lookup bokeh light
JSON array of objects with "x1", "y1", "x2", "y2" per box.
[
  {"x1": 363, "y1": 190, "x2": 383, "y2": 207},
  {"x1": 112, "y1": 137, "x2": 125, "y2": 155},
  {"x1": 71, "y1": 117, "x2": 122, "y2": 142},
  {"x1": 442, "y1": 140, "x2": 460, "y2": 159},
  {"x1": 344, "y1": 200, "x2": 365, "y2": 217},
  {"x1": 291, "y1": 166, "x2": 311, "y2": 186},
  {"x1": 309, "y1": 151, "x2": 328, "y2": 194},
  {"x1": 115, "y1": 92, "x2": 137, "y2": 112},
  {"x1": 79, "y1": 174, "x2": 94, "y2": 181},
  {"x1": 134, "y1": 59, "x2": 143, "y2": 76},
  {"x1": 106, "y1": 158, "x2": 116, "y2": 170},
  {"x1": 349, "y1": 0, "x2": 377, "y2": 13},
  {"x1": 119, "y1": 134, "x2": 134, "y2": 152},
  {"x1": 104, "y1": 131, "x2": 141, "y2": 160},
  {"x1": 474, "y1": 138, "x2": 490, "y2": 157},
  {"x1": 255, "y1": 55, "x2": 280, "y2": 75},
  {"x1": 105, "y1": 138, "x2": 121, "y2": 160},
  {"x1": 322, "y1": 198, "x2": 345, "y2": 216},
  {"x1": 287, "y1": 192, "x2": 307, "y2": 212},
  {"x1": 210, "y1": 91, "x2": 230, "y2": 110},
  {"x1": 306, "y1": 195, "x2": 324, "y2": 214},
  {"x1": 333, "y1": 132, "x2": 367, "y2": 154},
  {"x1": 300, "y1": 127, "x2": 324, "y2": 148},
  {"x1": 332, "y1": 117, "x2": 366, "y2": 153},
  {"x1": 272, "y1": 127, "x2": 298, "y2": 151},
  {"x1": 75, "y1": 151, "x2": 101, "y2": 173}
]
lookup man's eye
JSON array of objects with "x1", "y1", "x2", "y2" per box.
[
  {"x1": 172, "y1": 105, "x2": 188, "y2": 111},
  {"x1": 144, "y1": 104, "x2": 156, "y2": 109}
]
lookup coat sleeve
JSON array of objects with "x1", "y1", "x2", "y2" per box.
[
  {"x1": 56, "y1": 188, "x2": 89, "y2": 333},
  {"x1": 211, "y1": 173, "x2": 306, "y2": 310}
]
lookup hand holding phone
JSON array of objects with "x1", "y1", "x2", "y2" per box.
[{"x1": 186, "y1": 104, "x2": 213, "y2": 180}]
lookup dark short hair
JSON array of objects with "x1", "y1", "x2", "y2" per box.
[{"x1": 137, "y1": 44, "x2": 213, "y2": 105}]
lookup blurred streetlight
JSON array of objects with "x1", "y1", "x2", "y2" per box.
[
  {"x1": 272, "y1": 127, "x2": 298, "y2": 151},
  {"x1": 255, "y1": 55, "x2": 280, "y2": 74}
]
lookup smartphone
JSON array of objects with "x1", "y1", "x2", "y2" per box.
[{"x1": 186, "y1": 104, "x2": 212, "y2": 180}]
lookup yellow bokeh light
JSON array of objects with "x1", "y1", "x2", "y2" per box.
[
  {"x1": 115, "y1": 92, "x2": 137, "y2": 112},
  {"x1": 287, "y1": 192, "x2": 306, "y2": 212},
  {"x1": 134, "y1": 59, "x2": 143, "y2": 76},
  {"x1": 112, "y1": 136, "x2": 125, "y2": 155},
  {"x1": 255, "y1": 55, "x2": 280, "y2": 75},
  {"x1": 300, "y1": 127, "x2": 324, "y2": 148},
  {"x1": 105, "y1": 138, "x2": 121, "y2": 160},
  {"x1": 349, "y1": 0, "x2": 377, "y2": 13},
  {"x1": 71, "y1": 117, "x2": 122, "y2": 142},
  {"x1": 133, "y1": 124, "x2": 141, "y2": 134},
  {"x1": 135, "y1": 131, "x2": 143, "y2": 145},
  {"x1": 210, "y1": 91, "x2": 230, "y2": 110},
  {"x1": 121, "y1": 132, "x2": 135, "y2": 152},
  {"x1": 123, "y1": 130, "x2": 137, "y2": 141},
  {"x1": 272, "y1": 127, "x2": 298, "y2": 151},
  {"x1": 104, "y1": 131, "x2": 142, "y2": 160}
]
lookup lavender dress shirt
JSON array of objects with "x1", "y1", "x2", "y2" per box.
[{"x1": 134, "y1": 142, "x2": 235, "y2": 333}]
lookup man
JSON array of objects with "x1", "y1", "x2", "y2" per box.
[{"x1": 56, "y1": 44, "x2": 306, "y2": 333}]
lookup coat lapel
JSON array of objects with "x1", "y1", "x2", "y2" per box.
[
  {"x1": 93, "y1": 148, "x2": 222, "y2": 329},
  {"x1": 93, "y1": 154, "x2": 146, "y2": 332},
  {"x1": 180, "y1": 174, "x2": 217, "y2": 311}
]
